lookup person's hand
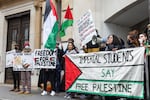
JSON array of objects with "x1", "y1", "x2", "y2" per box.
[
  {"x1": 138, "y1": 39, "x2": 144, "y2": 46},
  {"x1": 58, "y1": 43, "x2": 63, "y2": 49},
  {"x1": 23, "y1": 63, "x2": 30, "y2": 69},
  {"x1": 127, "y1": 35, "x2": 130, "y2": 40},
  {"x1": 83, "y1": 45, "x2": 87, "y2": 49},
  {"x1": 112, "y1": 48, "x2": 118, "y2": 51},
  {"x1": 63, "y1": 54, "x2": 66, "y2": 57},
  {"x1": 138, "y1": 38, "x2": 143, "y2": 43}
]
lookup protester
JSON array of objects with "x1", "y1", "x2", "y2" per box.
[
  {"x1": 65, "y1": 42, "x2": 78, "y2": 54},
  {"x1": 119, "y1": 37, "x2": 125, "y2": 49},
  {"x1": 83, "y1": 29, "x2": 100, "y2": 53},
  {"x1": 40, "y1": 68, "x2": 56, "y2": 96},
  {"x1": 38, "y1": 69, "x2": 45, "y2": 91},
  {"x1": 125, "y1": 31, "x2": 143, "y2": 100},
  {"x1": 54, "y1": 42, "x2": 64, "y2": 93},
  {"x1": 105, "y1": 34, "x2": 123, "y2": 51},
  {"x1": 139, "y1": 33, "x2": 148, "y2": 47},
  {"x1": 105, "y1": 34, "x2": 123, "y2": 100},
  {"x1": 138, "y1": 33, "x2": 148, "y2": 100},
  {"x1": 40, "y1": 42, "x2": 64, "y2": 96},
  {"x1": 10, "y1": 43, "x2": 20, "y2": 92},
  {"x1": 64, "y1": 42, "x2": 79, "y2": 99},
  {"x1": 127, "y1": 29, "x2": 139, "y2": 48},
  {"x1": 40, "y1": 49, "x2": 57, "y2": 96},
  {"x1": 18, "y1": 41, "x2": 32, "y2": 94},
  {"x1": 64, "y1": 38, "x2": 79, "y2": 54}
]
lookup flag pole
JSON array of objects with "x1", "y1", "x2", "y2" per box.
[
  {"x1": 145, "y1": 0, "x2": 150, "y2": 100},
  {"x1": 148, "y1": 0, "x2": 150, "y2": 43}
]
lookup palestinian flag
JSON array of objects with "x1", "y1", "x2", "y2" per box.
[
  {"x1": 60, "y1": 5, "x2": 73, "y2": 37},
  {"x1": 43, "y1": 0, "x2": 59, "y2": 50}
]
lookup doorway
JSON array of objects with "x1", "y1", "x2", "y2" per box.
[{"x1": 5, "y1": 11, "x2": 30, "y2": 84}]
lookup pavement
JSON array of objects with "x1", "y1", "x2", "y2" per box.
[
  {"x1": 0, "y1": 84, "x2": 103, "y2": 100},
  {"x1": 0, "y1": 84, "x2": 65, "y2": 100}
]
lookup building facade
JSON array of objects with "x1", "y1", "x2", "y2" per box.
[
  {"x1": 0, "y1": 0, "x2": 44, "y2": 86},
  {"x1": 73, "y1": 0, "x2": 148, "y2": 47},
  {"x1": 0, "y1": 0, "x2": 148, "y2": 86}
]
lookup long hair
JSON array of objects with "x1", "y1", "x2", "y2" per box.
[
  {"x1": 106, "y1": 34, "x2": 123, "y2": 51},
  {"x1": 111, "y1": 35, "x2": 122, "y2": 46},
  {"x1": 127, "y1": 30, "x2": 139, "y2": 47},
  {"x1": 67, "y1": 42, "x2": 76, "y2": 50},
  {"x1": 106, "y1": 34, "x2": 121, "y2": 46}
]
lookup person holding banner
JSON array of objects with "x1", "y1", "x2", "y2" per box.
[
  {"x1": 10, "y1": 43, "x2": 21, "y2": 92},
  {"x1": 83, "y1": 29, "x2": 100, "y2": 53},
  {"x1": 138, "y1": 33, "x2": 148, "y2": 100},
  {"x1": 139, "y1": 33, "x2": 148, "y2": 47},
  {"x1": 39, "y1": 47, "x2": 59, "y2": 96},
  {"x1": 64, "y1": 42, "x2": 79, "y2": 99},
  {"x1": 19, "y1": 42, "x2": 32, "y2": 94},
  {"x1": 64, "y1": 38, "x2": 79, "y2": 54},
  {"x1": 105, "y1": 34, "x2": 123, "y2": 100},
  {"x1": 105, "y1": 34, "x2": 123, "y2": 51},
  {"x1": 40, "y1": 50, "x2": 57, "y2": 96},
  {"x1": 40, "y1": 69, "x2": 56, "y2": 96},
  {"x1": 38, "y1": 69, "x2": 45, "y2": 91},
  {"x1": 127, "y1": 29, "x2": 140, "y2": 48},
  {"x1": 54, "y1": 42, "x2": 64, "y2": 93}
]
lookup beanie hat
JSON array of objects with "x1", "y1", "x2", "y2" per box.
[
  {"x1": 14, "y1": 43, "x2": 19, "y2": 46},
  {"x1": 24, "y1": 41, "x2": 30, "y2": 49}
]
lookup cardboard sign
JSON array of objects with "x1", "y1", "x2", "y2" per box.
[
  {"x1": 77, "y1": 10, "x2": 97, "y2": 46},
  {"x1": 33, "y1": 49, "x2": 56, "y2": 69},
  {"x1": 13, "y1": 53, "x2": 33, "y2": 71}
]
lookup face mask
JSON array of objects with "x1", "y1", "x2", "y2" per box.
[{"x1": 15, "y1": 47, "x2": 18, "y2": 50}]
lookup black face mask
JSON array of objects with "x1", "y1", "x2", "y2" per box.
[{"x1": 15, "y1": 47, "x2": 18, "y2": 50}]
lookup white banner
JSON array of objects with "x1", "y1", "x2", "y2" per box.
[
  {"x1": 77, "y1": 10, "x2": 97, "y2": 46},
  {"x1": 33, "y1": 49, "x2": 56, "y2": 69},
  {"x1": 13, "y1": 53, "x2": 33, "y2": 71},
  {"x1": 66, "y1": 47, "x2": 145, "y2": 99},
  {"x1": 6, "y1": 50, "x2": 15, "y2": 68}
]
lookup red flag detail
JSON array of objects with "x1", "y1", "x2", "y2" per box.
[
  {"x1": 64, "y1": 5, "x2": 73, "y2": 20},
  {"x1": 65, "y1": 56, "x2": 81, "y2": 90},
  {"x1": 50, "y1": 0, "x2": 58, "y2": 20}
]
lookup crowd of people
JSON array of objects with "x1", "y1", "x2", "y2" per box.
[{"x1": 9, "y1": 29, "x2": 148, "y2": 100}]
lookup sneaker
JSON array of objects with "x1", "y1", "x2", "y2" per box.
[
  {"x1": 9, "y1": 88, "x2": 15, "y2": 91},
  {"x1": 64, "y1": 93, "x2": 70, "y2": 98},
  {"x1": 64, "y1": 94, "x2": 71, "y2": 99},
  {"x1": 80, "y1": 94, "x2": 86, "y2": 99},
  {"x1": 64, "y1": 95, "x2": 67, "y2": 98},
  {"x1": 41, "y1": 91, "x2": 47, "y2": 96},
  {"x1": 24, "y1": 91, "x2": 31, "y2": 94},
  {"x1": 66, "y1": 95, "x2": 71, "y2": 99},
  {"x1": 18, "y1": 91, "x2": 24, "y2": 94},
  {"x1": 14, "y1": 88, "x2": 20, "y2": 92},
  {"x1": 50, "y1": 91, "x2": 55, "y2": 96}
]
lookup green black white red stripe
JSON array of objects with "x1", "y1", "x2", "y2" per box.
[
  {"x1": 43, "y1": 0, "x2": 59, "y2": 50},
  {"x1": 60, "y1": 5, "x2": 73, "y2": 37}
]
